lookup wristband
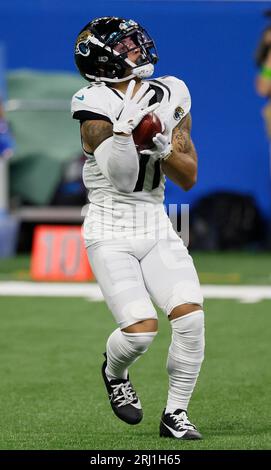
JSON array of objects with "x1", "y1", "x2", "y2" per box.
[{"x1": 261, "y1": 66, "x2": 271, "y2": 80}]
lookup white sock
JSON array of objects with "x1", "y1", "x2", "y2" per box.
[
  {"x1": 166, "y1": 310, "x2": 205, "y2": 413},
  {"x1": 105, "y1": 328, "x2": 157, "y2": 381}
]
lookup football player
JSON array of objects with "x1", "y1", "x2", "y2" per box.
[{"x1": 72, "y1": 17, "x2": 205, "y2": 439}]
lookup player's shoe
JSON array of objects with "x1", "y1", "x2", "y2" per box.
[
  {"x1": 101, "y1": 353, "x2": 143, "y2": 425},
  {"x1": 159, "y1": 409, "x2": 202, "y2": 440}
]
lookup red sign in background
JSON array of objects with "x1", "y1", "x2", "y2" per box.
[{"x1": 31, "y1": 225, "x2": 94, "y2": 281}]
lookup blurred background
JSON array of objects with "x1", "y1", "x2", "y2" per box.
[
  {"x1": 1, "y1": 0, "x2": 271, "y2": 452},
  {"x1": 1, "y1": 0, "x2": 271, "y2": 256}
]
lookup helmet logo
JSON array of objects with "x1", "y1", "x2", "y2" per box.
[
  {"x1": 77, "y1": 42, "x2": 90, "y2": 56},
  {"x1": 174, "y1": 106, "x2": 185, "y2": 120},
  {"x1": 75, "y1": 31, "x2": 94, "y2": 57}
]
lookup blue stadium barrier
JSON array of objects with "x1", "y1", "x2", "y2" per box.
[{"x1": 1, "y1": 0, "x2": 271, "y2": 219}]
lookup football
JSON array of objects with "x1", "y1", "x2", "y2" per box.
[{"x1": 133, "y1": 112, "x2": 162, "y2": 151}]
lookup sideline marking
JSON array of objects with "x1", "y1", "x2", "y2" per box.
[{"x1": 0, "y1": 282, "x2": 271, "y2": 303}]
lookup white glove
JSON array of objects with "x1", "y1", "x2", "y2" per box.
[
  {"x1": 109, "y1": 80, "x2": 160, "y2": 135},
  {"x1": 140, "y1": 124, "x2": 173, "y2": 161}
]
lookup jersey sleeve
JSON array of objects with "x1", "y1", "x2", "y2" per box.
[
  {"x1": 162, "y1": 75, "x2": 191, "y2": 117},
  {"x1": 153, "y1": 76, "x2": 192, "y2": 131},
  {"x1": 71, "y1": 85, "x2": 112, "y2": 123},
  {"x1": 177, "y1": 78, "x2": 191, "y2": 117}
]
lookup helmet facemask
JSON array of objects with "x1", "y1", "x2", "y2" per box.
[{"x1": 111, "y1": 29, "x2": 157, "y2": 79}]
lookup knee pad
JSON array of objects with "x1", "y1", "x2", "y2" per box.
[
  {"x1": 122, "y1": 331, "x2": 157, "y2": 355},
  {"x1": 169, "y1": 310, "x2": 205, "y2": 365}
]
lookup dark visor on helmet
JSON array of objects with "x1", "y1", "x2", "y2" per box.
[{"x1": 110, "y1": 30, "x2": 158, "y2": 65}]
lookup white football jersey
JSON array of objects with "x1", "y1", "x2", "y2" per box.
[{"x1": 71, "y1": 76, "x2": 191, "y2": 241}]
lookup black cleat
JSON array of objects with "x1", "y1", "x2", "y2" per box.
[
  {"x1": 101, "y1": 353, "x2": 143, "y2": 425},
  {"x1": 160, "y1": 409, "x2": 202, "y2": 440}
]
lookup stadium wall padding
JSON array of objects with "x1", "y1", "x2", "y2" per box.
[{"x1": 1, "y1": 0, "x2": 271, "y2": 216}]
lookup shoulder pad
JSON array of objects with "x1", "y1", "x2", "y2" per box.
[
  {"x1": 71, "y1": 83, "x2": 109, "y2": 118},
  {"x1": 158, "y1": 75, "x2": 191, "y2": 118}
]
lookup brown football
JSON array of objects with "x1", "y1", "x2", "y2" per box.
[{"x1": 133, "y1": 112, "x2": 162, "y2": 151}]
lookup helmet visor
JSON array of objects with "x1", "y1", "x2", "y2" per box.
[{"x1": 110, "y1": 28, "x2": 158, "y2": 66}]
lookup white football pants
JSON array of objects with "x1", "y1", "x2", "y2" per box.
[{"x1": 87, "y1": 229, "x2": 203, "y2": 329}]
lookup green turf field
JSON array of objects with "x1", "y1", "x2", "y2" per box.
[
  {"x1": 0, "y1": 254, "x2": 271, "y2": 450},
  {"x1": 0, "y1": 298, "x2": 271, "y2": 450}
]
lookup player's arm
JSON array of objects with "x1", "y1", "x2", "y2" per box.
[
  {"x1": 256, "y1": 48, "x2": 271, "y2": 96},
  {"x1": 79, "y1": 81, "x2": 159, "y2": 193},
  {"x1": 81, "y1": 119, "x2": 139, "y2": 193},
  {"x1": 161, "y1": 113, "x2": 197, "y2": 191},
  {"x1": 81, "y1": 119, "x2": 113, "y2": 153},
  {"x1": 255, "y1": 30, "x2": 271, "y2": 96}
]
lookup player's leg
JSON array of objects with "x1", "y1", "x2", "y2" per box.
[
  {"x1": 166, "y1": 304, "x2": 205, "y2": 413},
  {"x1": 103, "y1": 318, "x2": 157, "y2": 425},
  {"x1": 87, "y1": 241, "x2": 158, "y2": 425},
  {"x1": 140, "y1": 233, "x2": 204, "y2": 438},
  {"x1": 160, "y1": 306, "x2": 204, "y2": 439},
  {"x1": 105, "y1": 319, "x2": 157, "y2": 382}
]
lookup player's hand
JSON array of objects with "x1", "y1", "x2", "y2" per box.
[
  {"x1": 109, "y1": 80, "x2": 160, "y2": 135},
  {"x1": 140, "y1": 124, "x2": 172, "y2": 161}
]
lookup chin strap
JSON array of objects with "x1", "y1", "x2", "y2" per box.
[
  {"x1": 85, "y1": 63, "x2": 154, "y2": 83},
  {"x1": 132, "y1": 63, "x2": 154, "y2": 78}
]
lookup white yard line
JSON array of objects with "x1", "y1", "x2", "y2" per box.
[
  {"x1": 202, "y1": 285, "x2": 271, "y2": 303},
  {"x1": 0, "y1": 282, "x2": 271, "y2": 303},
  {"x1": 0, "y1": 282, "x2": 104, "y2": 301}
]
